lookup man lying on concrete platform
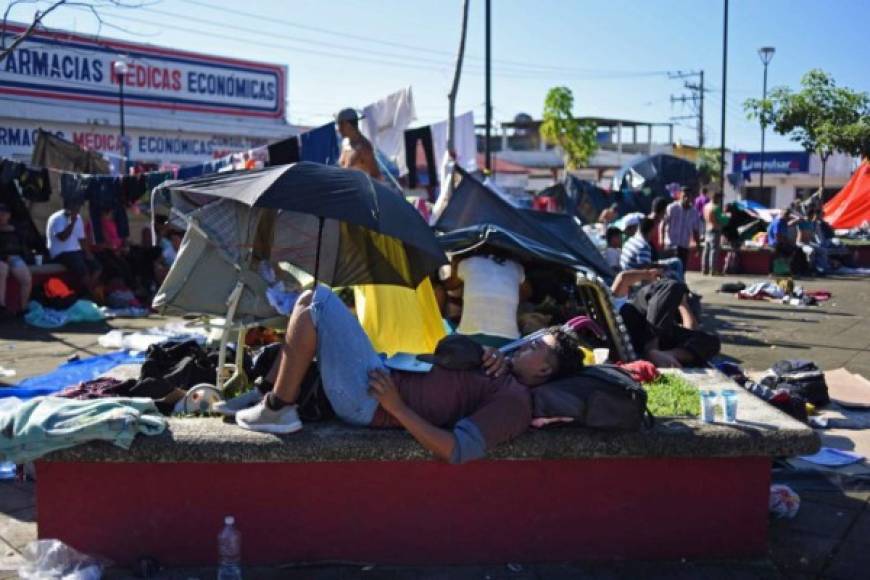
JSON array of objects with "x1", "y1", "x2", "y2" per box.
[
  {"x1": 611, "y1": 269, "x2": 720, "y2": 369},
  {"x1": 235, "y1": 285, "x2": 583, "y2": 463}
]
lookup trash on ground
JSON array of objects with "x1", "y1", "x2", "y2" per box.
[
  {"x1": 769, "y1": 484, "x2": 800, "y2": 519},
  {"x1": 18, "y1": 539, "x2": 105, "y2": 579}
]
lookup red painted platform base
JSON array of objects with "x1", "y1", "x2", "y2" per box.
[
  {"x1": 37, "y1": 457, "x2": 771, "y2": 565},
  {"x1": 687, "y1": 245, "x2": 870, "y2": 275}
]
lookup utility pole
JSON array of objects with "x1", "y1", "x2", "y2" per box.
[
  {"x1": 669, "y1": 70, "x2": 705, "y2": 148},
  {"x1": 757, "y1": 47, "x2": 776, "y2": 200},
  {"x1": 447, "y1": 0, "x2": 470, "y2": 155},
  {"x1": 719, "y1": 0, "x2": 729, "y2": 188},
  {"x1": 484, "y1": 0, "x2": 492, "y2": 174}
]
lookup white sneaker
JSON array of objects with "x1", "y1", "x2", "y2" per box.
[
  {"x1": 212, "y1": 388, "x2": 264, "y2": 417},
  {"x1": 236, "y1": 400, "x2": 303, "y2": 434}
]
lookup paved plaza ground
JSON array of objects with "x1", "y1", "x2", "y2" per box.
[{"x1": 1, "y1": 272, "x2": 868, "y2": 579}]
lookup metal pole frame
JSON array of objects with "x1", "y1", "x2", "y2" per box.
[
  {"x1": 718, "y1": 0, "x2": 729, "y2": 188},
  {"x1": 759, "y1": 61, "x2": 769, "y2": 202},
  {"x1": 118, "y1": 72, "x2": 126, "y2": 175},
  {"x1": 485, "y1": 0, "x2": 492, "y2": 174}
]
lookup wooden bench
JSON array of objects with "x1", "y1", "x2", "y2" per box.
[{"x1": 37, "y1": 369, "x2": 818, "y2": 566}]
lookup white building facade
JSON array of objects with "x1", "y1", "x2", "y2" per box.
[
  {"x1": 0, "y1": 21, "x2": 293, "y2": 167},
  {"x1": 725, "y1": 151, "x2": 857, "y2": 209}
]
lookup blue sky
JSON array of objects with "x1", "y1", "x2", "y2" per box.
[{"x1": 11, "y1": 0, "x2": 870, "y2": 151}]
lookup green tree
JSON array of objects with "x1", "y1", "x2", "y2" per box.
[
  {"x1": 837, "y1": 117, "x2": 870, "y2": 161},
  {"x1": 696, "y1": 147, "x2": 725, "y2": 186},
  {"x1": 540, "y1": 86, "x2": 598, "y2": 170},
  {"x1": 745, "y1": 69, "x2": 870, "y2": 190}
]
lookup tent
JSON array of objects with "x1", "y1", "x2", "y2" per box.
[
  {"x1": 824, "y1": 163, "x2": 870, "y2": 229},
  {"x1": 611, "y1": 154, "x2": 699, "y2": 214},
  {"x1": 538, "y1": 175, "x2": 611, "y2": 224},
  {"x1": 433, "y1": 168, "x2": 613, "y2": 281}
]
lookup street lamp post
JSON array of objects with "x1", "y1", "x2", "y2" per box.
[
  {"x1": 757, "y1": 46, "x2": 775, "y2": 201},
  {"x1": 113, "y1": 58, "x2": 129, "y2": 174}
]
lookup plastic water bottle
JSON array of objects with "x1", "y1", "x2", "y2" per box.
[
  {"x1": 0, "y1": 462, "x2": 16, "y2": 480},
  {"x1": 217, "y1": 516, "x2": 242, "y2": 580}
]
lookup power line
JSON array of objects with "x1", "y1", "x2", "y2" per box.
[
  {"x1": 177, "y1": 0, "x2": 670, "y2": 78},
  {"x1": 669, "y1": 70, "x2": 706, "y2": 147},
  {"x1": 80, "y1": 2, "x2": 671, "y2": 80}
]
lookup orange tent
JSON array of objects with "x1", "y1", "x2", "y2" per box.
[{"x1": 824, "y1": 162, "x2": 870, "y2": 229}]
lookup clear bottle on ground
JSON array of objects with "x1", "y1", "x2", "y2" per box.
[{"x1": 217, "y1": 515, "x2": 242, "y2": 580}]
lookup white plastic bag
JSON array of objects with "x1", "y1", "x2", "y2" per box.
[{"x1": 18, "y1": 539, "x2": 103, "y2": 579}]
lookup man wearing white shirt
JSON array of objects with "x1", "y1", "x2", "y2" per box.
[{"x1": 46, "y1": 200, "x2": 100, "y2": 297}]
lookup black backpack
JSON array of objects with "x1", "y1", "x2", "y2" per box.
[
  {"x1": 760, "y1": 360, "x2": 830, "y2": 407},
  {"x1": 532, "y1": 365, "x2": 654, "y2": 431}
]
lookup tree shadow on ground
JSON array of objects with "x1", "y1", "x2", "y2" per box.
[
  {"x1": 703, "y1": 305, "x2": 822, "y2": 323},
  {"x1": 712, "y1": 302, "x2": 855, "y2": 318}
]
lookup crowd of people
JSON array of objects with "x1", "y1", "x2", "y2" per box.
[
  {"x1": 0, "y1": 196, "x2": 182, "y2": 319},
  {"x1": 223, "y1": 106, "x2": 725, "y2": 465}
]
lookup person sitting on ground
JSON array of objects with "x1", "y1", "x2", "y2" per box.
[
  {"x1": 598, "y1": 203, "x2": 619, "y2": 225},
  {"x1": 46, "y1": 200, "x2": 101, "y2": 298},
  {"x1": 88, "y1": 207, "x2": 135, "y2": 290},
  {"x1": 702, "y1": 192, "x2": 730, "y2": 276},
  {"x1": 443, "y1": 252, "x2": 528, "y2": 348},
  {"x1": 235, "y1": 285, "x2": 583, "y2": 463},
  {"x1": 620, "y1": 217, "x2": 684, "y2": 282},
  {"x1": 766, "y1": 208, "x2": 795, "y2": 249},
  {"x1": 610, "y1": 269, "x2": 720, "y2": 368},
  {"x1": 767, "y1": 209, "x2": 808, "y2": 275},
  {"x1": 0, "y1": 203, "x2": 32, "y2": 316},
  {"x1": 336, "y1": 108, "x2": 381, "y2": 179},
  {"x1": 797, "y1": 209, "x2": 831, "y2": 275},
  {"x1": 620, "y1": 217, "x2": 656, "y2": 272},
  {"x1": 621, "y1": 213, "x2": 643, "y2": 239},
  {"x1": 603, "y1": 226, "x2": 623, "y2": 273},
  {"x1": 156, "y1": 227, "x2": 183, "y2": 279}
]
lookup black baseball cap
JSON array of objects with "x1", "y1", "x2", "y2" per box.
[
  {"x1": 335, "y1": 108, "x2": 363, "y2": 123},
  {"x1": 417, "y1": 335, "x2": 484, "y2": 371}
]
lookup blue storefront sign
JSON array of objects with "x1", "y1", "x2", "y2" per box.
[{"x1": 732, "y1": 151, "x2": 809, "y2": 174}]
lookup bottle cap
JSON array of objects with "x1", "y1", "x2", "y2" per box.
[{"x1": 225, "y1": 516, "x2": 235, "y2": 525}]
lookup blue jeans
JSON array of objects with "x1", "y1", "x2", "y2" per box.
[{"x1": 309, "y1": 285, "x2": 385, "y2": 426}]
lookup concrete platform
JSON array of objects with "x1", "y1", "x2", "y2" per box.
[{"x1": 36, "y1": 369, "x2": 818, "y2": 567}]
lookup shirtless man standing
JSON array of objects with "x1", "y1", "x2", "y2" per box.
[
  {"x1": 701, "y1": 192, "x2": 729, "y2": 275},
  {"x1": 336, "y1": 108, "x2": 381, "y2": 179}
]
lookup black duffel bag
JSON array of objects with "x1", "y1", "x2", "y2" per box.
[
  {"x1": 532, "y1": 364, "x2": 654, "y2": 431},
  {"x1": 760, "y1": 359, "x2": 830, "y2": 407}
]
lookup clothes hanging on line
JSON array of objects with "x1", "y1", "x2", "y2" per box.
[
  {"x1": 177, "y1": 163, "x2": 205, "y2": 180},
  {"x1": 31, "y1": 129, "x2": 110, "y2": 174},
  {"x1": 121, "y1": 174, "x2": 148, "y2": 205},
  {"x1": 429, "y1": 111, "x2": 477, "y2": 174},
  {"x1": 403, "y1": 126, "x2": 437, "y2": 189},
  {"x1": 300, "y1": 123, "x2": 339, "y2": 165},
  {"x1": 267, "y1": 135, "x2": 301, "y2": 166},
  {"x1": 0, "y1": 160, "x2": 52, "y2": 202},
  {"x1": 361, "y1": 87, "x2": 416, "y2": 175},
  {"x1": 0, "y1": 161, "x2": 48, "y2": 254}
]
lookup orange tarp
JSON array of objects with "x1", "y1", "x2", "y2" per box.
[{"x1": 824, "y1": 162, "x2": 870, "y2": 229}]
